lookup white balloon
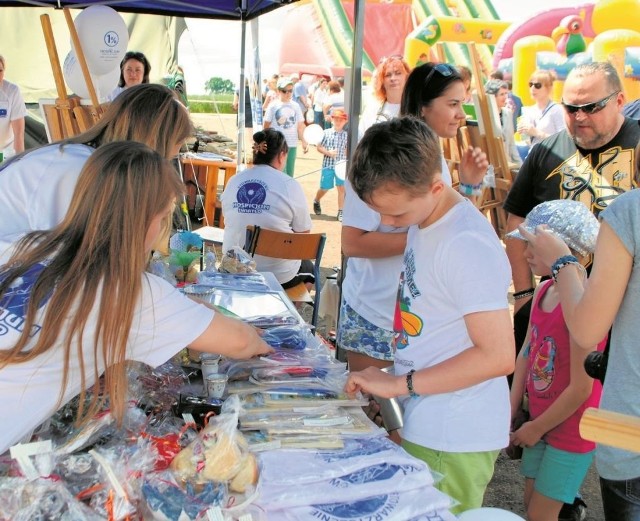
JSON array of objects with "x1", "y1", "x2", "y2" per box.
[
  {"x1": 73, "y1": 5, "x2": 129, "y2": 75},
  {"x1": 335, "y1": 160, "x2": 347, "y2": 180},
  {"x1": 458, "y1": 507, "x2": 525, "y2": 521},
  {"x1": 95, "y1": 67, "x2": 121, "y2": 101},
  {"x1": 63, "y1": 51, "x2": 120, "y2": 101},
  {"x1": 303, "y1": 124, "x2": 324, "y2": 145},
  {"x1": 63, "y1": 51, "x2": 91, "y2": 99}
]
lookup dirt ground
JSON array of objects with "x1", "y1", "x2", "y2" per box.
[{"x1": 192, "y1": 113, "x2": 605, "y2": 520}]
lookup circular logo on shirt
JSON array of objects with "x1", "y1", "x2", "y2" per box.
[{"x1": 233, "y1": 180, "x2": 270, "y2": 214}]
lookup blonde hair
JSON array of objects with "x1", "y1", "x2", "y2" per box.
[
  {"x1": 530, "y1": 70, "x2": 556, "y2": 87},
  {"x1": 0, "y1": 141, "x2": 184, "y2": 428},
  {"x1": 0, "y1": 55, "x2": 5, "y2": 69}
]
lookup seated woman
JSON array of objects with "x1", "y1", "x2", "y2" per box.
[
  {"x1": 0, "y1": 141, "x2": 271, "y2": 454},
  {"x1": 221, "y1": 128, "x2": 313, "y2": 289},
  {"x1": 108, "y1": 51, "x2": 151, "y2": 101}
]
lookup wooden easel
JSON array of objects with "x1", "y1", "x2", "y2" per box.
[
  {"x1": 463, "y1": 42, "x2": 513, "y2": 239},
  {"x1": 39, "y1": 8, "x2": 104, "y2": 141}
]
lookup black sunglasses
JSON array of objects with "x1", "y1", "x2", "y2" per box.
[
  {"x1": 562, "y1": 91, "x2": 619, "y2": 115},
  {"x1": 424, "y1": 63, "x2": 456, "y2": 85},
  {"x1": 279, "y1": 88, "x2": 293, "y2": 94},
  {"x1": 529, "y1": 82, "x2": 543, "y2": 89}
]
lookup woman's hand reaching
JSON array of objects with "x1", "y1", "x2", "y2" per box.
[{"x1": 459, "y1": 147, "x2": 489, "y2": 186}]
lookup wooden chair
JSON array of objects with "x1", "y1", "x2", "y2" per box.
[
  {"x1": 245, "y1": 225, "x2": 326, "y2": 329},
  {"x1": 180, "y1": 156, "x2": 238, "y2": 228}
]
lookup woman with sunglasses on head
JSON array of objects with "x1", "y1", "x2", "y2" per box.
[
  {"x1": 0, "y1": 142, "x2": 271, "y2": 455},
  {"x1": 108, "y1": 51, "x2": 151, "y2": 101},
  {"x1": 339, "y1": 62, "x2": 488, "y2": 434},
  {"x1": 517, "y1": 70, "x2": 565, "y2": 146},
  {"x1": 358, "y1": 55, "x2": 411, "y2": 139},
  {"x1": 0, "y1": 84, "x2": 192, "y2": 264}
]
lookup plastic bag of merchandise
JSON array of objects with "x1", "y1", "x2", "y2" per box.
[
  {"x1": 218, "y1": 247, "x2": 256, "y2": 274},
  {"x1": 0, "y1": 476, "x2": 103, "y2": 521},
  {"x1": 140, "y1": 470, "x2": 226, "y2": 521},
  {"x1": 170, "y1": 395, "x2": 259, "y2": 494}
]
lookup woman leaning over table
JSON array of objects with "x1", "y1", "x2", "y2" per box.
[
  {"x1": 340, "y1": 62, "x2": 488, "y2": 376},
  {"x1": 0, "y1": 54, "x2": 26, "y2": 158},
  {"x1": 0, "y1": 141, "x2": 271, "y2": 455},
  {"x1": 518, "y1": 70, "x2": 565, "y2": 146},
  {"x1": 0, "y1": 83, "x2": 192, "y2": 264}
]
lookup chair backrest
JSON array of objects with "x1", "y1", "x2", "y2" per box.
[
  {"x1": 245, "y1": 225, "x2": 326, "y2": 329},
  {"x1": 246, "y1": 225, "x2": 326, "y2": 262}
]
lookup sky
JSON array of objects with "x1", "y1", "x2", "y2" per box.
[{"x1": 179, "y1": 0, "x2": 573, "y2": 93}]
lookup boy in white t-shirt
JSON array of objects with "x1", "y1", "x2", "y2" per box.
[{"x1": 344, "y1": 117, "x2": 515, "y2": 514}]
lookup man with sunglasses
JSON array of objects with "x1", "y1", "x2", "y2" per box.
[
  {"x1": 264, "y1": 76, "x2": 309, "y2": 177},
  {"x1": 503, "y1": 61, "x2": 640, "y2": 521}
]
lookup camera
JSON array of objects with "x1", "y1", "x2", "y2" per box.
[{"x1": 584, "y1": 350, "x2": 608, "y2": 384}]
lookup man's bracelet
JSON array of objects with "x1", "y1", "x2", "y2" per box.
[
  {"x1": 551, "y1": 255, "x2": 580, "y2": 282},
  {"x1": 458, "y1": 182, "x2": 484, "y2": 197},
  {"x1": 406, "y1": 370, "x2": 418, "y2": 398},
  {"x1": 513, "y1": 288, "x2": 535, "y2": 300}
]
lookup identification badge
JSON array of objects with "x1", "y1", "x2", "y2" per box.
[{"x1": 0, "y1": 102, "x2": 7, "y2": 118}]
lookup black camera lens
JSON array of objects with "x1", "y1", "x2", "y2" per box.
[{"x1": 584, "y1": 350, "x2": 608, "y2": 384}]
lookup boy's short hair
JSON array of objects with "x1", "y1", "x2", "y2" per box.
[{"x1": 348, "y1": 116, "x2": 442, "y2": 203}]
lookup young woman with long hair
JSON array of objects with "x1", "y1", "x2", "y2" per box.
[
  {"x1": 0, "y1": 83, "x2": 193, "y2": 263},
  {"x1": 0, "y1": 142, "x2": 271, "y2": 454}
]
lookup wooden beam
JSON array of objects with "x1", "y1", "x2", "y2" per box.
[{"x1": 580, "y1": 407, "x2": 640, "y2": 454}]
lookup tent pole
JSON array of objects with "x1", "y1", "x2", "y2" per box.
[
  {"x1": 346, "y1": 0, "x2": 364, "y2": 158},
  {"x1": 238, "y1": 18, "x2": 247, "y2": 169}
]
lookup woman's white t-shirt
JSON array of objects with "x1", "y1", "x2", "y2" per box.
[{"x1": 221, "y1": 164, "x2": 312, "y2": 284}]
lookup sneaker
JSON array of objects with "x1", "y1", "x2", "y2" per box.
[
  {"x1": 313, "y1": 200, "x2": 322, "y2": 215},
  {"x1": 337, "y1": 210, "x2": 343, "y2": 222},
  {"x1": 559, "y1": 497, "x2": 587, "y2": 521}
]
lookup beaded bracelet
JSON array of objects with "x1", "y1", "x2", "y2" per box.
[
  {"x1": 513, "y1": 288, "x2": 535, "y2": 300},
  {"x1": 551, "y1": 255, "x2": 580, "y2": 282},
  {"x1": 406, "y1": 369, "x2": 418, "y2": 398},
  {"x1": 458, "y1": 182, "x2": 484, "y2": 197}
]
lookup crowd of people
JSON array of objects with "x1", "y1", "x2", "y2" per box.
[{"x1": 1, "y1": 48, "x2": 640, "y2": 521}]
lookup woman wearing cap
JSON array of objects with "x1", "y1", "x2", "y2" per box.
[
  {"x1": 264, "y1": 76, "x2": 308, "y2": 177},
  {"x1": 517, "y1": 70, "x2": 565, "y2": 146},
  {"x1": 484, "y1": 79, "x2": 522, "y2": 169},
  {"x1": 108, "y1": 51, "x2": 151, "y2": 102},
  {"x1": 358, "y1": 55, "x2": 411, "y2": 139},
  {"x1": 221, "y1": 128, "x2": 313, "y2": 288},
  {"x1": 0, "y1": 54, "x2": 26, "y2": 158},
  {"x1": 520, "y1": 177, "x2": 640, "y2": 520},
  {"x1": 507, "y1": 200, "x2": 605, "y2": 521}
]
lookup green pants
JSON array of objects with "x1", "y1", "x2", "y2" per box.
[
  {"x1": 284, "y1": 146, "x2": 297, "y2": 177},
  {"x1": 402, "y1": 439, "x2": 499, "y2": 515}
]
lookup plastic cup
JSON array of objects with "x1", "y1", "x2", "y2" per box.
[
  {"x1": 201, "y1": 354, "x2": 221, "y2": 381},
  {"x1": 206, "y1": 373, "x2": 228, "y2": 399}
]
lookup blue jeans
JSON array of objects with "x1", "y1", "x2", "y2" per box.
[{"x1": 600, "y1": 475, "x2": 640, "y2": 520}]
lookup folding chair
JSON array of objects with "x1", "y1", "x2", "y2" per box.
[{"x1": 245, "y1": 225, "x2": 326, "y2": 329}]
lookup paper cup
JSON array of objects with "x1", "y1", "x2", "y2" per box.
[{"x1": 201, "y1": 354, "x2": 221, "y2": 381}]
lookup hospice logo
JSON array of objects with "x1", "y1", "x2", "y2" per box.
[
  {"x1": 0, "y1": 263, "x2": 49, "y2": 337},
  {"x1": 233, "y1": 179, "x2": 270, "y2": 214},
  {"x1": 309, "y1": 493, "x2": 400, "y2": 520}
]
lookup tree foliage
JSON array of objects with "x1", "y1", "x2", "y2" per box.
[{"x1": 204, "y1": 77, "x2": 235, "y2": 94}]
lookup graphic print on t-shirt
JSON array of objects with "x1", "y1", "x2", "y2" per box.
[
  {"x1": 393, "y1": 250, "x2": 423, "y2": 351},
  {"x1": 0, "y1": 262, "x2": 49, "y2": 337},
  {"x1": 528, "y1": 324, "x2": 556, "y2": 393},
  {"x1": 232, "y1": 179, "x2": 270, "y2": 214},
  {"x1": 274, "y1": 105, "x2": 297, "y2": 129},
  {"x1": 548, "y1": 147, "x2": 634, "y2": 214}
]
